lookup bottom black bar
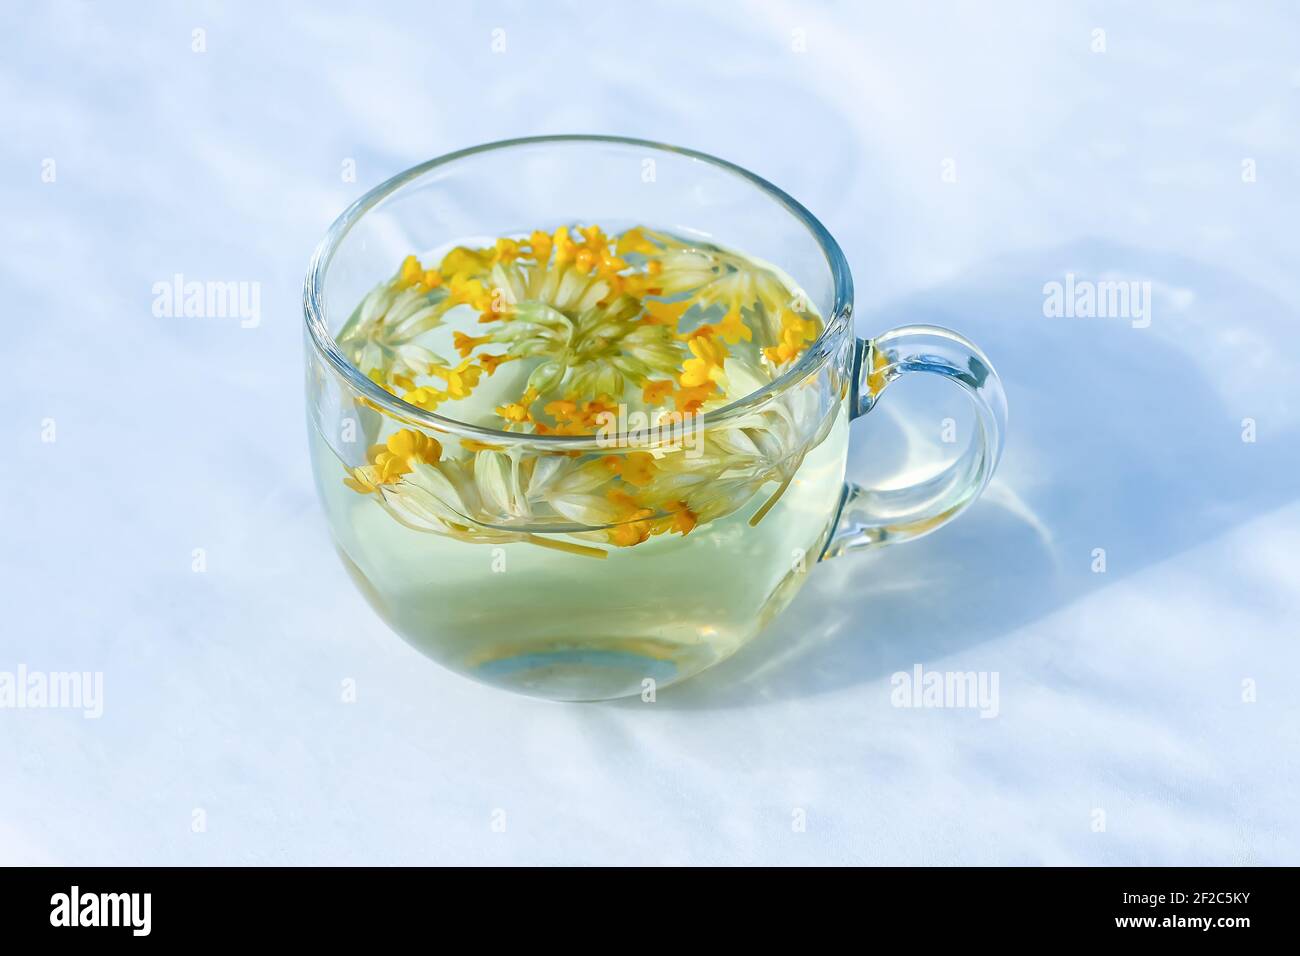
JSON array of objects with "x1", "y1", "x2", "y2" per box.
[{"x1": 0, "y1": 866, "x2": 1287, "y2": 941}]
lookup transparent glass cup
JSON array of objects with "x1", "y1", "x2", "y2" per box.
[{"x1": 304, "y1": 136, "x2": 1006, "y2": 701}]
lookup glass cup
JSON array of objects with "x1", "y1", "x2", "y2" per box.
[{"x1": 304, "y1": 135, "x2": 1006, "y2": 701}]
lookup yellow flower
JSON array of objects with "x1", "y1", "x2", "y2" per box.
[
  {"x1": 454, "y1": 331, "x2": 490, "y2": 358},
  {"x1": 493, "y1": 238, "x2": 520, "y2": 264},
  {"x1": 478, "y1": 352, "x2": 513, "y2": 375},
  {"x1": 440, "y1": 246, "x2": 494, "y2": 279},
  {"x1": 866, "y1": 340, "x2": 892, "y2": 396},
  {"x1": 616, "y1": 227, "x2": 658, "y2": 257},
  {"x1": 552, "y1": 226, "x2": 577, "y2": 266},
  {"x1": 665, "y1": 500, "x2": 697, "y2": 535},
  {"x1": 672, "y1": 384, "x2": 714, "y2": 413},
  {"x1": 385, "y1": 428, "x2": 441, "y2": 464},
  {"x1": 345, "y1": 429, "x2": 443, "y2": 494},
  {"x1": 642, "y1": 379, "x2": 675, "y2": 406},
  {"x1": 528, "y1": 230, "x2": 552, "y2": 263},
  {"x1": 604, "y1": 451, "x2": 657, "y2": 487},
  {"x1": 448, "y1": 276, "x2": 494, "y2": 313},
  {"x1": 605, "y1": 489, "x2": 655, "y2": 547},
  {"x1": 643, "y1": 299, "x2": 691, "y2": 327},
  {"x1": 397, "y1": 254, "x2": 425, "y2": 289},
  {"x1": 680, "y1": 333, "x2": 728, "y2": 388},
  {"x1": 579, "y1": 224, "x2": 609, "y2": 253},
  {"x1": 543, "y1": 396, "x2": 618, "y2": 435},
  {"x1": 763, "y1": 309, "x2": 820, "y2": 365},
  {"x1": 342, "y1": 471, "x2": 381, "y2": 495},
  {"x1": 403, "y1": 386, "x2": 447, "y2": 410},
  {"x1": 543, "y1": 398, "x2": 578, "y2": 421},
  {"x1": 430, "y1": 359, "x2": 483, "y2": 399},
  {"x1": 496, "y1": 400, "x2": 532, "y2": 424},
  {"x1": 598, "y1": 252, "x2": 628, "y2": 275},
  {"x1": 716, "y1": 307, "x2": 752, "y2": 345}
]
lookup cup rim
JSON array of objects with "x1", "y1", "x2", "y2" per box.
[{"x1": 303, "y1": 134, "x2": 854, "y2": 446}]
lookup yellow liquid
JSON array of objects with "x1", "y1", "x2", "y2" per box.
[{"x1": 310, "y1": 410, "x2": 847, "y2": 700}]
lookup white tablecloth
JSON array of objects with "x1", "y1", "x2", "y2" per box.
[{"x1": 3, "y1": 1, "x2": 1296, "y2": 864}]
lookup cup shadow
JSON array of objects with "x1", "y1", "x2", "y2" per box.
[{"x1": 626, "y1": 239, "x2": 1300, "y2": 710}]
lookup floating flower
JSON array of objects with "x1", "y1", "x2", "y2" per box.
[
  {"x1": 337, "y1": 223, "x2": 833, "y2": 554},
  {"x1": 680, "y1": 333, "x2": 728, "y2": 388},
  {"x1": 763, "y1": 308, "x2": 820, "y2": 366},
  {"x1": 642, "y1": 379, "x2": 675, "y2": 406}
]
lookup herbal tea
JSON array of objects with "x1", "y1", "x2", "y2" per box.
[{"x1": 310, "y1": 224, "x2": 848, "y2": 699}]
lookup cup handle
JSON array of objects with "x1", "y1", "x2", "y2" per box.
[{"x1": 821, "y1": 325, "x2": 1008, "y2": 559}]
